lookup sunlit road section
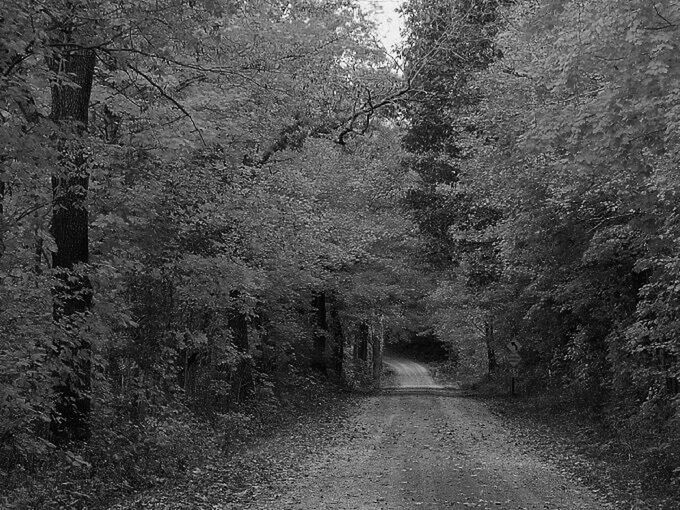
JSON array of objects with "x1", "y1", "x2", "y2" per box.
[{"x1": 383, "y1": 356, "x2": 443, "y2": 389}]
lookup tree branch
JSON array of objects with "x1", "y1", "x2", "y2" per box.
[
  {"x1": 653, "y1": 5, "x2": 677, "y2": 28},
  {"x1": 335, "y1": 83, "x2": 412, "y2": 145},
  {"x1": 128, "y1": 64, "x2": 206, "y2": 146}
]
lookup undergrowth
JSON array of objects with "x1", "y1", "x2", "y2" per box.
[{"x1": 0, "y1": 371, "x2": 348, "y2": 510}]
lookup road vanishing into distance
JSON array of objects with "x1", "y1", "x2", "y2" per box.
[{"x1": 246, "y1": 357, "x2": 611, "y2": 510}]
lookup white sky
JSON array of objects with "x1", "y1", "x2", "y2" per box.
[{"x1": 358, "y1": 0, "x2": 405, "y2": 55}]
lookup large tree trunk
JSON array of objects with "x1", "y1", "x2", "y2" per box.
[
  {"x1": 357, "y1": 322, "x2": 369, "y2": 361},
  {"x1": 48, "y1": 47, "x2": 96, "y2": 444},
  {"x1": 0, "y1": 178, "x2": 5, "y2": 260}
]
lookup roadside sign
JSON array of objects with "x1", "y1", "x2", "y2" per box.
[
  {"x1": 506, "y1": 345, "x2": 522, "y2": 395},
  {"x1": 507, "y1": 351, "x2": 521, "y2": 367}
]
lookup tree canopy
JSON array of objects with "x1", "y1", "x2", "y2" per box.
[{"x1": 3, "y1": 0, "x2": 680, "y2": 505}]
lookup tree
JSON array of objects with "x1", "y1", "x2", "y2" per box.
[
  {"x1": 456, "y1": 0, "x2": 680, "y2": 412},
  {"x1": 1, "y1": 0, "x2": 406, "y2": 455},
  {"x1": 397, "y1": 0, "x2": 505, "y2": 372}
]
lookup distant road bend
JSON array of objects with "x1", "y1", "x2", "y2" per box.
[
  {"x1": 381, "y1": 355, "x2": 463, "y2": 396},
  {"x1": 383, "y1": 356, "x2": 443, "y2": 388}
]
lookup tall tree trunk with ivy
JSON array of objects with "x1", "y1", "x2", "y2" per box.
[
  {"x1": 0, "y1": 178, "x2": 5, "y2": 261},
  {"x1": 48, "y1": 45, "x2": 96, "y2": 444}
]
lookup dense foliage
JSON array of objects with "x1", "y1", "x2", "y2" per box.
[
  {"x1": 1, "y1": 0, "x2": 416, "y2": 505},
  {"x1": 3, "y1": 0, "x2": 680, "y2": 505},
  {"x1": 404, "y1": 0, "x2": 680, "y2": 490},
  {"x1": 399, "y1": 0, "x2": 505, "y2": 375}
]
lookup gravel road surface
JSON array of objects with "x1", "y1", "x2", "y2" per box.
[{"x1": 246, "y1": 359, "x2": 611, "y2": 509}]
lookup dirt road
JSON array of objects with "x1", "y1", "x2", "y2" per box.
[
  {"x1": 245, "y1": 359, "x2": 611, "y2": 510},
  {"x1": 112, "y1": 360, "x2": 614, "y2": 509}
]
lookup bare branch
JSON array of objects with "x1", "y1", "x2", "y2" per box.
[
  {"x1": 653, "y1": 5, "x2": 677, "y2": 28},
  {"x1": 13, "y1": 202, "x2": 51, "y2": 224},
  {"x1": 335, "y1": 83, "x2": 412, "y2": 145},
  {"x1": 128, "y1": 64, "x2": 206, "y2": 146}
]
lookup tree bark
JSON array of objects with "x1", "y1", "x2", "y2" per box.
[
  {"x1": 0, "y1": 178, "x2": 5, "y2": 260},
  {"x1": 48, "y1": 46, "x2": 96, "y2": 444},
  {"x1": 358, "y1": 322, "x2": 369, "y2": 361}
]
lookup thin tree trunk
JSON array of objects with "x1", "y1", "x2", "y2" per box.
[
  {"x1": 372, "y1": 318, "x2": 383, "y2": 383},
  {"x1": 228, "y1": 291, "x2": 251, "y2": 402},
  {"x1": 227, "y1": 290, "x2": 249, "y2": 352},
  {"x1": 48, "y1": 46, "x2": 96, "y2": 444},
  {"x1": 312, "y1": 291, "x2": 327, "y2": 370},
  {"x1": 329, "y1": 303, "x2": 344, "y2": 377},
  {"x1": 485, "y1": 320, "x2": 496, "y2": 374},
  {"x1": 228, "y1": 310, "x2": 249, "y2": 352}
]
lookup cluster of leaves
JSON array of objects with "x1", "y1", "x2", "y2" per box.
[{"x1": 1, "y1": 0, "x2": 419, "y2": 505}]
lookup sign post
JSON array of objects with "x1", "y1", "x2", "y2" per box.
[{"x1": 507, "y1": 342, "x2": 522, "y2": 396}]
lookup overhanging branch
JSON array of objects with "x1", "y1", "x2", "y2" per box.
[{"x1": 129, "y1": 64, "x2": 206, "y2": 146}]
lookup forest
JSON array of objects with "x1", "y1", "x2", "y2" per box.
[{"x1": 1, "y1": 0, "x2": 679, "y2": 507}]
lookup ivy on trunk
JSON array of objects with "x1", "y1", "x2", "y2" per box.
[{"x1": 48, "y1": 46, "x2": 96, "y2": 444}]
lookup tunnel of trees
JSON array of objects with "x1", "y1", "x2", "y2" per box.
[{"x1": 2, "y1": 0, "x2": 680, "y2": 505}]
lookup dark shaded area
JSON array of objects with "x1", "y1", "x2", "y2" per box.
[
  {"x1": 49, "y1": 47, "x2": 97, "y2": 445},
  {"x1": 386, "y1": 332, "x2": 448, "y2": 362}
]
